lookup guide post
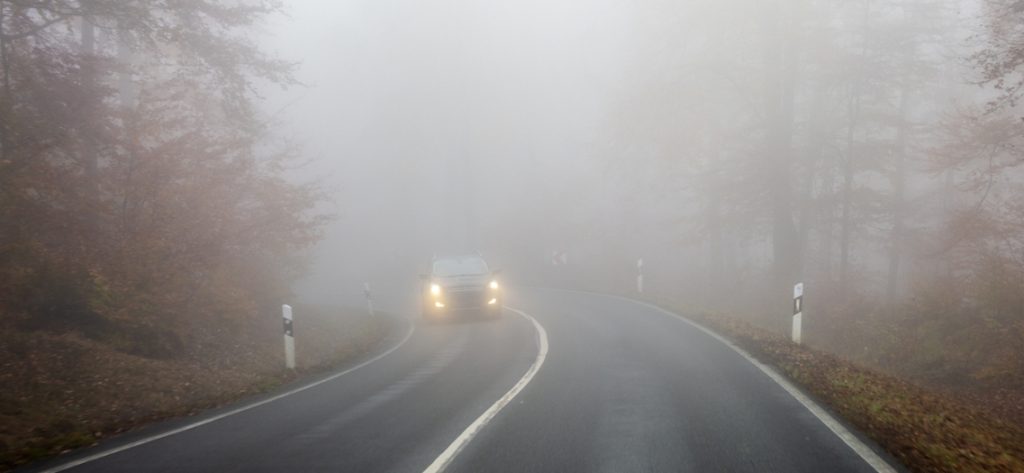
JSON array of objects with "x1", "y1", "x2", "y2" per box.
[
  {"x1": 283, "y1": 304, "x2": 295, "y2": 369},
  {"x1": 792, "y1": 283, "x2": 803, "y2": 345},
  {"x1": 637, "y1": 258, "x2": 644, "y2": 294}
]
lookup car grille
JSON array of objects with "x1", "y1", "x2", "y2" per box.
[{"x1": 448, "y1": 288, "x2": 486, "y2": 309}]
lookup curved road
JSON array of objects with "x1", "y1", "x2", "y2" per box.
[{"x1": 30, "y1": 288, "x2": 897, "y2": 473}]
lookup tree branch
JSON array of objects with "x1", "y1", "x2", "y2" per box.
[{"x1": 0, "y1": 12, "x2": 69, "y2": 40}]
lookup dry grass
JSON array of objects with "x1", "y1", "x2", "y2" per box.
[
  {"x1": 676, "y1": 306, "x2": 1024, "y2": 473},
  {"x1": 0, "y1": 305, "x2": 391, "y2": 471}
]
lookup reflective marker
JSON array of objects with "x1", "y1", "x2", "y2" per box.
[
  {"x1": 283, "y1": 304, "x2": 295, "y2": 369},
  {"x1": 792, "y1": 283, "x2": 803, "y2": 345},
  {"x1": 637, "y1": 258, "x2": 644, "y2": 293}
]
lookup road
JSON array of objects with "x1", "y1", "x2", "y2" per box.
[{"x1": 29, "y1": 288, "x2": 897, "y2": 473}]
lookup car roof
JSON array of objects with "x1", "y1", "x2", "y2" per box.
[{"x1": 432, "y1": 253, "x2": 484, "y2": 262}]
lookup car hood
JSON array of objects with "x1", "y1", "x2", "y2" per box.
[{"x1": 436, "y1": 273, "x2": 490, "y2": 289}]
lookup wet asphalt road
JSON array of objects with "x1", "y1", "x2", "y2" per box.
[{"x1": 29, "y1": 288, "x2": 892, "y2": 473}]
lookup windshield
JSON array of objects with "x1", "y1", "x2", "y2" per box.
[{"x1": 433, "y1": 257, "x2": 489, "y2": 277}]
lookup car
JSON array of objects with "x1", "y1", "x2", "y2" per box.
[{"x1": 420, "y1": 254, "x2": 503, "y2": 322}]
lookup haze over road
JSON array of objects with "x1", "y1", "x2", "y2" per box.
[{"x1": 32, "y1": 289, "x2": 894, "y2": 473}]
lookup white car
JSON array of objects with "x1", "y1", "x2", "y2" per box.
[{"x1": 420, "y1": 255, "x2": 503, "y2": 322}]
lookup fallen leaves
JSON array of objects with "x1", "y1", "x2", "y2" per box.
[
  {"x1": 0, "y1": 307, "x2": 390, "y2": 471},
  {"x1": 685, "y1": 308, "x2": 1024, "y2": 473}
]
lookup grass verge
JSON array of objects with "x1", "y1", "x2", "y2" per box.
[
  {"x1": 668, "y1": 304, "x2": 1024, "y2": 473},
  {"x1": 0, "y1": 305, "x2": 393, "y2": 471}
]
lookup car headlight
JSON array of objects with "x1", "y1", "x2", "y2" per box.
[
  {"x1": 430, "y1": 283, "x2": 442, "y2": 296},
  {"x1": 489, "y1": 280, "x2": 499, "y2": 290}
]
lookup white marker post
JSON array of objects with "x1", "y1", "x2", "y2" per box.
[
  {"x1": 363, "y1": 282, "x2": 375, "y2": 316},
  {"x1": 551, "y1": 250, "x2": 568, "y2": 266},
  {"x1": 792, "y1": 283, "x2": 803, "y2": 345},
  {"x1": 282, "y1": 304, "x2": 295, "y2": 369},
  {"x1": 636, "y1": 258, "x2": 644, "y2": 294}
]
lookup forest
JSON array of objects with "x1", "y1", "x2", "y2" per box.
[
  {"x1": 0, "y1": 0, "x2": 324, "y2": 357},
  {"x1": 562, "y1": 0, "x2": 1024, "y2": 394},
  {"x1": 3, "y1": 0, "x2": 1024, "y2": 470}
]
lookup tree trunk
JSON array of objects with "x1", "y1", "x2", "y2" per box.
[
  {"x1": 839, "y1": 0, "x2": 871, "y2": 299},
  {"x1": 886, "y1": 87, "x2": 910, "y2": 303},
  {"x1": 80, "y1": 12, "x2": 99, "y2": 196},
  {"x1": 838, "y1": 92, "x2": 858, "y2": 297},
  {"x1": 762, "y1": 0, "x2": 803, "y2": 328},
  {"x1": 799, "y1": 81, "x2": 828, "y2": 281},
  {"x1": 0, "y1": 2, "x2": 10, "y2": 163}
]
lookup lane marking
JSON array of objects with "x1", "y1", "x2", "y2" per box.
[
  {"x1": 295, "y1": 330, "x2": 467, "y2": 443},
  {"x1": 577, "y1": 290, "x2": 896, "y2": 473},
  {"x1": 41, "y1": 319, "x2": 417, "y2": 473},
  {"x1": 422, "y1": 307, "x2": 549, "y2": 473}
]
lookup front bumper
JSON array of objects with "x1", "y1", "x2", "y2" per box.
[{"x1": 427, "y1": 288, "x2": 501, "y2": 317}]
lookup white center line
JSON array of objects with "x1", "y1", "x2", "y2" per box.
[{"x1": 422, "y1": 307, "x2": 549, "y2": 473}]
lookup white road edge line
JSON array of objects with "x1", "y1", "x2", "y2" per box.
[
  {"x1": 422, "y1": 307, "x2": 548, "y2": 473},
  {"x1": 42, "y1": 319, "x2": 417, "y2": 473},
  {"x1": 602, "y1": 293, "x2": 897, "y2": 473}
]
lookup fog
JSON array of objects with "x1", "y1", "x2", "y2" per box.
[
  {"x1": 260, "y1": 0, "x2": 1004, "y2": 334},
  {"x1": 260, "y1": 0, "x2": 641, "y2": 310},
  {"x1": 7, "y1": 0, "x2": 1024, "y2": 469},
  {"x1": 260, "y1": 0, "x2": 742, "y2": 309}
]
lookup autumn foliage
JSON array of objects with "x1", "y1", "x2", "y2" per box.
[{"x1": 0, "y1": 1, "x2": 325, "y2": 357}]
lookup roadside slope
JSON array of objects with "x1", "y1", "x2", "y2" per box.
[
  {"x1": 1, "y1": 305, "x2": 390, "y2": 471},
  {"x1": 24, "y1": 312, "x2": 538, "y2": 473},
  {"x1": 673, "y1": 305, "x2": 1024, "y2": 473}
]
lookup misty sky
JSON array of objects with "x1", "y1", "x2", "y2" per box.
[
  {"x1": 259, "y1": 0, "x2": 642, "y2": 308},
  {"x1": 255, "y1": 0, "x2": 985, "y2": 313}
]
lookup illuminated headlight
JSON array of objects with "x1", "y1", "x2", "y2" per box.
[
  {"x1": 434, "y1": 301, "x2": 445, "y2": 308},
  {"x1": 487, "y1": 298, "x2": 497, "y2": 305},
  {"x1": 489, "y1": 280, "x2": 499, "y2": 290},
  {"x1": 430, "y1": 283, "x2": 442, "y2": 296}
]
